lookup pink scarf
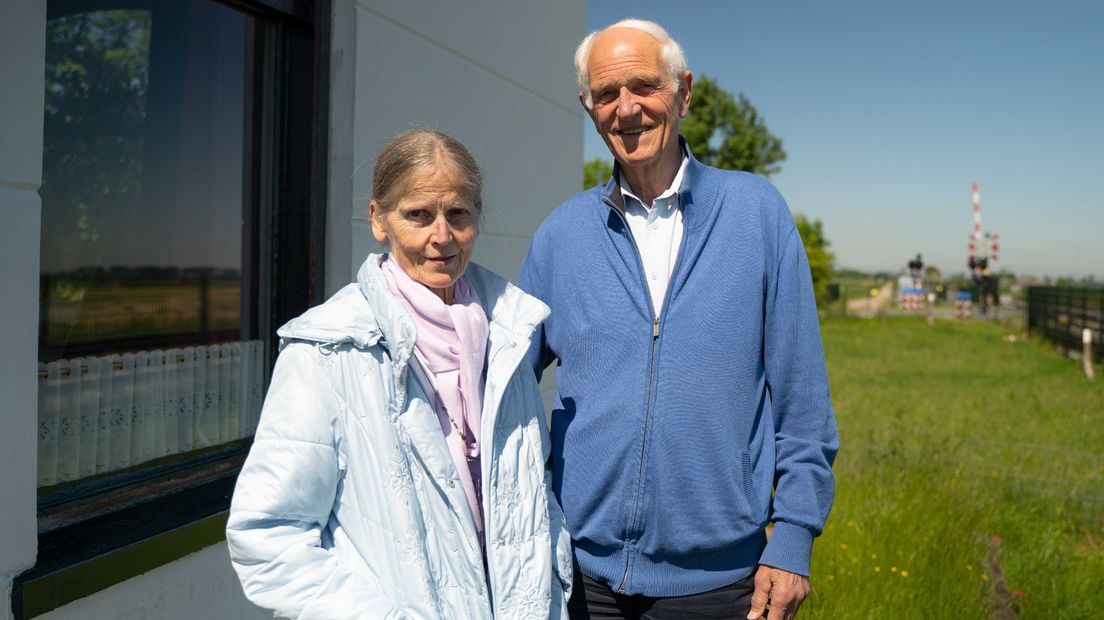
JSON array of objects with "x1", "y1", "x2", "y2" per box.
[{"x1": 381, "y1": 257, "x2": 489, "y2": 540}]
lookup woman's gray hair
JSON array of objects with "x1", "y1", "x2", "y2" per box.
[
  {"x1": 371, "y1": 129, "x2": 483, "y2": 215},
  {"x1": 574, "y1": 18, "x2": 689, "y2": 110}
]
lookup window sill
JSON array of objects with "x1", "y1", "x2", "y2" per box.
[{"x1": 14, "y1": 464, "x2": 241, "y2": 618}]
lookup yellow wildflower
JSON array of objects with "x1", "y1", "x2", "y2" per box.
[{"x1": 900, "y1": 571, "x2": 909, "y2": 577}]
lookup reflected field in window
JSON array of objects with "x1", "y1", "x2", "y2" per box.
[{"x1": 41, "y1": 269, "x2": 242, "y2": 355}]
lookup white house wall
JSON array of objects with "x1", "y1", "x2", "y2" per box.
[
  {"x1": 345, "y1": 0, "x2": 585, "y2": 283},
  {"x1": 0, "y1": 1, "x2": 46, "y2": 617},
  {"x1": 37, "y1": 544, "x2": 266, "y2": 620}
]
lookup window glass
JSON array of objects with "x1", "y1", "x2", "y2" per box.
[{"x1": 39, "y1": 1, "x2": 265, "y2": 488}]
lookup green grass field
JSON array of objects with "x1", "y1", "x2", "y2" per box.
[{"x1": 803, "y1": 317, "x2": 1104, "y2": 619}]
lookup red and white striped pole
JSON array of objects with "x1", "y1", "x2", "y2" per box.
[
  {"x1": 973, "y1": 182, "x2": 981, "y2": 241},
  {"x1": 969, "y1": 182, "x2": 990, "y2": 279}
]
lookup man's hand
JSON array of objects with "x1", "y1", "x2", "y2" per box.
[{"x1": 746, "y1": 564, "x2": 810, "y2": 620}]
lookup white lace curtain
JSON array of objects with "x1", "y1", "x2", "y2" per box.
[{"x1": 37, "y1": 340, "x2": 265, "y2": 487}]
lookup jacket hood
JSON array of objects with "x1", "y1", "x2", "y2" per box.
[{"x1": 277, "y1": 254, "x2": 549, "y2": 356}]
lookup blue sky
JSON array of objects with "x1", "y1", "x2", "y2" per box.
[{"x1": 584, "y1": 0, "x2": 1103, "y2": 277}]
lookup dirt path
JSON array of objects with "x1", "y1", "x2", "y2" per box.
[
  {"x1": 986, "y1": 535, "x2": 1020, "y2": 619},
  {"x1": 846, "y1": 282, "x2": 894, "y2": 315}
]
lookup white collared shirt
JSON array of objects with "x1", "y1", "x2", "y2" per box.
[{"x1": 619, "y1": 153, "x2": 689, "y2": 317}]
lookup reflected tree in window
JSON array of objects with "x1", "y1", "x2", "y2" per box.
[{"x1": 43, "y1": 10, "x2": 150, "y2": 250}]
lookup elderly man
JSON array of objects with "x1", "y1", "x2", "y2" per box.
[{"x1": 519, "y1": 18, "x2": 838, "y2": 620}]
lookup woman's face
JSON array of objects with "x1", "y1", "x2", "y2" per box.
[{"x1": 371, "y1": 166, "x2": 479, "y2": 302}]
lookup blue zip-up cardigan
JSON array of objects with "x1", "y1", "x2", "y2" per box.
[{"x1": 519, "y1": 142, "x2": 838, "y2": 597}]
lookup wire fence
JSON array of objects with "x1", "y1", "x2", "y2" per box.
[{"x1": 1025, "y1": 286, "x2": 1104, "y2": 359}]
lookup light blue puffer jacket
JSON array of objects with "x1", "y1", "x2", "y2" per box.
[{"x1": 227, "y1": 254, "x2": 572, "y2": 619}]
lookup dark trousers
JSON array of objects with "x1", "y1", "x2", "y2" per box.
[{"x1": 568, "y1": 571, "x2": 756, "y2": 620}]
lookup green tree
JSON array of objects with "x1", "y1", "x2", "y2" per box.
[
  {"x1": 682, "y1": 76, "x2": 831, "y2": 305},
  {"x1": 583, "y1": 158, "x2": 613, "y2": 190},
  {"x1": 681, "y1": 76, "x2": 786, "y2": 176},
  {"x1": 925, "y1": 265, "x2": 943, "y2": 285},
  {"x1": 794, "y1": 214, "x2": 835, "y2": 307}
]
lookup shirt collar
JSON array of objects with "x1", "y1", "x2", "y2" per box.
[{"x1": 618, "y1": 147, "x2": 690, "y2": 210}]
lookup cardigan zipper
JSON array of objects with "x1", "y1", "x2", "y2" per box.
[
  {"x1": 617, "y1": 314, "x2": 661, "y2": 593},
  {"x1": 603, "y1": 196, "x2": 664, "y2": 594},
  {"x1": 603, "y1": 188, "x2": 692, "y2": 594}
]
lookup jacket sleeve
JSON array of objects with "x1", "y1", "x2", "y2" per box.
[
  {"x1": 758, "y1": 226, "x2": 840, "y2": 577},
  {"x1": 530, "y1": 368, "x2": 574, "y2": 606},
  {"x1": 226, "y1": 343, "x2": 407, "y2": 619},
  {"x1": 546, "y1": 464, "x2": 575, "y2": 615}
]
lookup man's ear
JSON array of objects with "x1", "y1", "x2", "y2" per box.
[
  {"x1": 580, "y1": 92, "x2": 602, "y2": 131},
  {"x1": 678, "y1": 71, "x2": 693, "y2": 118},
  {"x1": 369, "y1": 200, "x2": 388, "y2": 243}
]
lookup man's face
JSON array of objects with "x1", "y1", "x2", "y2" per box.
[{"x1": 582, "y1": 28, "x2": 691, "y2": 180}]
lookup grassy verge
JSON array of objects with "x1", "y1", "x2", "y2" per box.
[{"x1": 803, "y1": 317, "x2": 1104, "y2": 619}]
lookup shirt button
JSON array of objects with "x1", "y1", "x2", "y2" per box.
[
  {"x1": 650, "y1": 272, "x2": 658, "y2": 280},
  {"x1": 650, "y1": 222, "x2": 658, "y2": 230},
  {"x1": 447, "y1": 480, "x2": 456, "y2": 488}
]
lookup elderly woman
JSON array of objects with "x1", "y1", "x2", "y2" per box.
[{"x1": 227, "y1": 130, "x2": 572, "y2": 619}]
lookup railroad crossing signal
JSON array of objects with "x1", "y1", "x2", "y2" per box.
[{"x1": 967, "y1": 183, "x2": 998, "y2": 276}]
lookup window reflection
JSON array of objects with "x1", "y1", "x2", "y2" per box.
[{"x1": 39, "y1": 1, "x2": 264, "y2": 487}]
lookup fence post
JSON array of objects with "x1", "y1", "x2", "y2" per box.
[
  {"x1": 1023, "y1": 288, "x2": 1030, "y2": 339},
  {"x1": 1084, "y1": 328, "x2": 1095, "y2": 380}
]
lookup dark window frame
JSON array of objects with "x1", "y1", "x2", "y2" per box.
[{"x1": 14, "y1": 0, "x2": 328, "y2": 616}]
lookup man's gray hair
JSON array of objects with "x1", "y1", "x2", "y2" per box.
[{"x1": 574, "y1": 18, "x2": 689, "y2": 110}]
